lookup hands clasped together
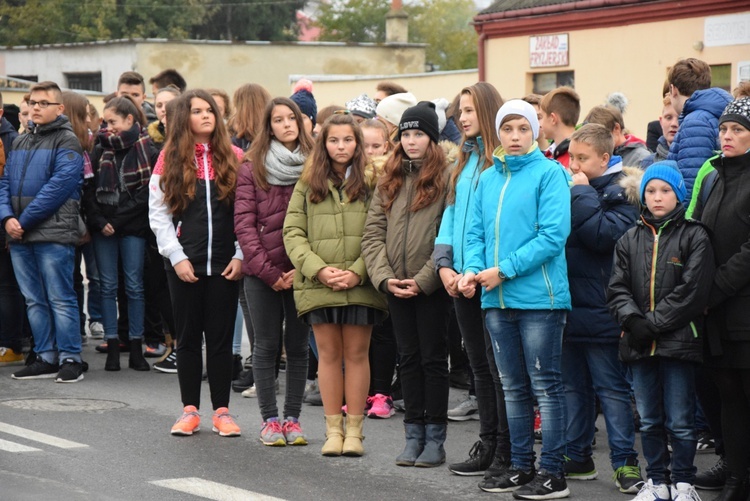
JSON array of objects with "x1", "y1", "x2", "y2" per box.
[
  {"x1": 439, "y1": 266, "x2": 505, "y2": 299},
  {"x1": 317, "y1": 266, "x2": 361, "y2": 292}
]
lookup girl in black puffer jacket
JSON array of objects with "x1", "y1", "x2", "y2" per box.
[{"x1": 607, "y1": 161, "x2": 714, "y2": 500}]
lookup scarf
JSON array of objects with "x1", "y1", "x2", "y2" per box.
[
  {"x1": 264, "y1": 140, "x2": 306, "y2": 186},
  {"x1": 96, "y1": 123, "x2": 152, "y2": 205}
]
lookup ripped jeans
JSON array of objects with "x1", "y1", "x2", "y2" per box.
[{"x1": 485, "y1": 308, "x2": 567, "y2": 476}]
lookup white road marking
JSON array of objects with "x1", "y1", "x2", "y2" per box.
[
  {"x1": 0, "y1": 421, "x2": 88, "y2": 449},
  {"x1": 0, "y1": 438, "x2": 41, "y2": 452},
  {"x1": 150, "y1": 478, "x2": 286, "y2": 501}
]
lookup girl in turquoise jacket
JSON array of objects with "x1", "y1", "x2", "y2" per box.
[{"x1": 459, "y1": 99, "x2": 572, "y2": 499}]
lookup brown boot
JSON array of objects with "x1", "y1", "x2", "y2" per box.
[
  {"x1": 321, "y1": 414, "x2": 344, "y2": 456},
  {"x1": 342, "y1": 414, "x2": 364, "y2": 457}
]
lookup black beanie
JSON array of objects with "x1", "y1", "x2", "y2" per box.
[{"x1": 399, "y1": 101, "x2": 440, "y2": 144}]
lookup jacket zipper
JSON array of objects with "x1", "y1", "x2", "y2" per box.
[
  {"x1": 15, "y1": 134, "x2": 38, "y2": 215},
  {"x1": 202, "y1": 147, "x2": 213, "y2": 276},
  {"x1": 494, "y1": 168, "x2": 511, "y2": 308},
  {"x1": 541, "y1": 263, "x2": 554, "y2": 309},
  {"x1": 457, "y1": 163, "x2": 480, "y2": 272},
  {"x1": 401, "y1": 176, "x2": 415, "y2": 278},
  {"x1": 645, "y1": 220, "x2": 670, "y2": 356}
]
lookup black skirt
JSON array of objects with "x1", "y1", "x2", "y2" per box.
[{"x1": 303, "y1": 305, "x2": 386, "y2": 327}]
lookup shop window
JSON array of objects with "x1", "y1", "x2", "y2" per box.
[{"x1": 532, "y1": 71, "x2": 575, "y2": 94}]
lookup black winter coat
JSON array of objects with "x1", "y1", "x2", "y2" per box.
[
  {"x1": 607, "y1": 206, "x2": 715, "y2": 363},
  {"x1": 565, "y1": 166, "x2": 639, "y2": 343},
  {"x1": 693, "y1": 151, "x2": 750, "y2": 366}
]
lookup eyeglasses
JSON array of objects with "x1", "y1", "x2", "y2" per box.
[{"x1": 28, "y1": 100, "x2": 61, "y2": 109}]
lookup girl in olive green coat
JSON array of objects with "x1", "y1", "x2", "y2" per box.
[{"x1": 283, "y1": 113, "x2": 387, "y2": 458}]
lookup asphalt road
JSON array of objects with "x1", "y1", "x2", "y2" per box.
[{"x1": 0, "y1": 339, "x2": 722, "y2": 501}]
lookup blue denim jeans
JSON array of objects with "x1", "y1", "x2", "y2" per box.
[
  {"x1": 81, "y1": 241, "x2": 102, "y2": 323},
  {"x1": 630, "y1": 357, "x2": 697, "y2": 485},
  {"x1": 485, "y1": 308, "x2": 567, "y2": 475},
  {"x1": 10, "y1": 242, "x2": 81, "y2": 363},
  {"x1": 92, "y1": 233, "x2": 145, "y2": 341},
  {"x1": 562, "y1": 341, "x2": 638, "y2": 470}
]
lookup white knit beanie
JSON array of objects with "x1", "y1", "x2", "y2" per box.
[
  {"x1": 376, "y1": 92, "x2": 418, "y2": 127},
  {"x1": 495, "y1": 99, "x2": 540, "y2": 141}
]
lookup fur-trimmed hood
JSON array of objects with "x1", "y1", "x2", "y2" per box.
[
  {"x1": 147, "y1": 121, "x2": 165, "y2": 144},
  {"x1": 619, "y1": 166, "x2": 643, "y2": 207},
  {"x1": 364, "y1": 139, "x2": 459, "y2": 189}
]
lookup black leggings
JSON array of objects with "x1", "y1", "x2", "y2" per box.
[
  {"x1": 369, "y1": 316, "x2": 397, "y2": 396},
  {"x1": 167, "y1": 271, "x2": 239, "y2": 411}
]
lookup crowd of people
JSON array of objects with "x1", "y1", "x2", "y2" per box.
[{"x1": 0, "y1": 57, "x2": 749, "y2": 500}]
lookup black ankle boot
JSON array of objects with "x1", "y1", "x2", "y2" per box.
[
  {"x1": 128, "y1": 339, "x2": 150, "y2": 371},
  {"x1": 715, "y1": 475, "x2": 750, "y2": 501},
  {"x1": 104, "y1": 339, "x2": 120, "y2": 371}
]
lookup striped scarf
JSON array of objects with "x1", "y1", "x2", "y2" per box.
[{"x1": 96, "y1": 123, "x2": 152, "y2": 205}]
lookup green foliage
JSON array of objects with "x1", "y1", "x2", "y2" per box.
[
  {"x1": 315, "y1": 0, "x2": 391, "y2": 43},
  {"x1": 314, "y1": 0, "x2": 478, "y2": 70},
  {"x1": 192, "y1": 0, "x2": 305, "y2": 41},
  {"x1": 409, "y1": 0, "x2": 478, "y2": 71},
  {"x1": 0, "y1": 0, "x2": 302, "y2": 46}
]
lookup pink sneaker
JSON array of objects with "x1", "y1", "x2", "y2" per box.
[{"x1": 367, "y1": 394, "x2": 395, "y2": 419}]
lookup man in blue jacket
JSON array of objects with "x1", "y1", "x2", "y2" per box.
[
  {"x1": 0, "y1": 81, "x2": 85, "y2": 383},
  {"x1": 667, "y1": 58, "x2": 732, "y2": 201}
]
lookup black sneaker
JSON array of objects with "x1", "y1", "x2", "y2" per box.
[
  {"x1": 613, "y1": 457, "x2": 643, "y2": 494},
  {"x1": 153, "y1": 352, "x2": 177, "y2": 373},
  {"x1": 513, "y1": 469, "x2": 570, "y2": 500},
  {"x1": 563, "y1": 456, "x2": 598, "y2": 480},
  {"x1": 484, "y1": 451, "x2": 512, "y2": 479},
  {"x1": 695, "y1": 456, "x2": 727, "y2": 490},
  {"x1": 479, "y1": 467, "x2": 535, "y2": 493},
  {"x1": 232, "y1": 368, "x2": 254, "y2": 393},
  {"x1": 56, "y1": 359, "x2": 84, "y2": 383},
  {"x1": 696, "y1": 431, "x2": 715, "y2": 454},
  {"x1": 449, "y1": 440, "x2": 494, "y2": 476},
  {"x1": 11, "y1": 359, "x2": 58, "y2": 379}
]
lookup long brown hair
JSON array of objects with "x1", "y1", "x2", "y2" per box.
[
  {"x1": 247, "y1": 97, "x2": 314, "y2": 192},
  {"x1": 379, "y1": 136, "x2": 446, "y2": 214},
  {"x1": 301, "y1": 113, "x2": 368, "y2": 204},
  {"x1": 160, "y1": 89, "x2": 238, "y2": 215},
  {"x1": 104, "y1": 95, "x2": 147, "y2": 129},
  {"x1": 61, "y1": 91, "x2": 91, "y2": 152},
  {"x1": 228, "y1": 83, "x2": 271, "y2": 143},
  {"x1": 449, "y1": 82, "x2": 503, "y2": 203}
]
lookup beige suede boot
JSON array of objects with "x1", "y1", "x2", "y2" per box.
[
  {"x1": 342, "y1": 414, "x2": 364, "y2": 456},
  {"x1": 321, "y1": 414, "x2": 344, "y2": 456}
]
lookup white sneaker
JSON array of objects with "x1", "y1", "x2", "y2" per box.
[
  {"x1": 671, "y1": 482, "x2": 702, "y2": 501},
  {"x1": 447, "y1": 394, "x2": 479, "y2": 421},
  {"x1": 632, "y1": 479, "x2": 671, "y2": 501},
  {"x1": 303, "y1": 379, "x2": 317, "y2": 398},
  {"x1": 242, "y1": 380, "x2": 279, "y2": 398},
  {"x1": 89, "y1": 322, "x2": 104, "y2": 339}
]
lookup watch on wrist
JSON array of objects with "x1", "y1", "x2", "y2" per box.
[{"x1": 498, "y1": 269, "x2": 507, "y2": 281}]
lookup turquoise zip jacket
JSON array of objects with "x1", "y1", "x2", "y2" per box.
[
  {"x1": 463, "y1": 143, "x2": 572, "y2": 310},
  {"x1": 433, "y1": 136, "x2": 486, "y2": 272}
]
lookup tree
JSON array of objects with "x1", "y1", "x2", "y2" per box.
[
  {"x1": 315, "y1": 0, "x2": 391, "y2": 43},
  {"x1": 409, "y1": 0, "x2": 478, "y2": 71},
  {"x1": 0, "y1": 0, "x2": 301, "y2": 46},
  {"x1": 313, "y1": 0, "x2": 478, "y2": 70},
  {"x1": 191, "y1": 0, "x2": 305, "y2": 41}
]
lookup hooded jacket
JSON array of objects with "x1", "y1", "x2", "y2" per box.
[
  {"x1": 434, "y1": 136, "x2": 488, "y2": 273},
  {"x1": 0, "y1": 115, "x2": 84, "y2": 245},
  {"x1": 148, "y1": 144, "x2": 244, "y2": 276},
  {"x1": 565, "y1": 161, "x2": 640, "y2": 342},
  {"x1": 235, "y1": 161, "x2": 296, "y2": 287},
  {"x1": 692, "y1": 151, "x2": 750, "y2": 366},
  {"x1": 607, "y1": 205, "x2": 714, "y2": 363},
  {"x1": 615, "y1": 135, "x2": 651, "y2": 167},
  {"x1": 641, "y1": 136, "x2": 670, "y2": 170},
  {"x1": 283, "y1": 162, "x2": 388, "y2": 317},
  {"x1": 667, "y1": 87, "x2": 732, "y2": 199},
  {"x1": 362, "y1": 141, "x2": 458, "y2": 297},
  {"x1": 463, "y1": 143, "x2": 572, "y2": 311}
]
